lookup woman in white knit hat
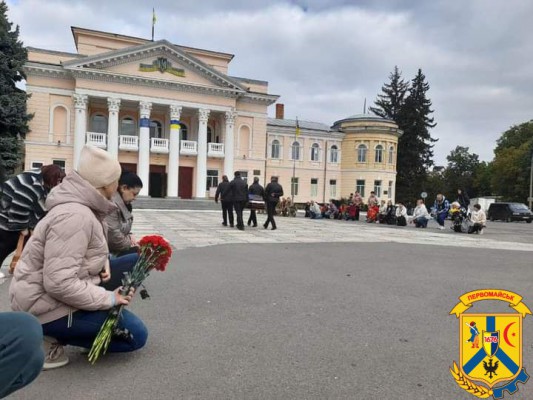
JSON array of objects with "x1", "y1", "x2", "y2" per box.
[{"x1": 9, "y1": 145, "x2": 148, "y2": 370}]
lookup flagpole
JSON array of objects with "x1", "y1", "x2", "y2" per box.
[
  {"x1": 292, "y1": 117, "x2": 298, "y2": 203},
  {"x1": 151, "y1": 8, "x2": 156, "y2": 41}
]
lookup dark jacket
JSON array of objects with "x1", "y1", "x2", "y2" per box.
[
  {"x1": 230, "y1": 177, "x2": 248, "y2": 202},
  {"x1": 0, "y1": 172, "x2": 48, "y2": 231},
  {"x1": 215, "y1": 181, "x2": 233, "y2": 202},
  {"x1": 248, "y1": 182, "x2": 265, "y2": 199},
  {"x1": 457, "y1": 192, "x2": 470, "y2": 208},
  {"x1": 264, "y1": 182, "x2": 284, "y2": 203}
]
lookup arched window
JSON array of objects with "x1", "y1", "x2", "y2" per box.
[
  {"x1": 375, "y1": 145, "x2": 384, "y2": 163},
  {"x1": 310, "y1": 143, "x2": 320, "y2": 162},
  {"x1": 330, "y1": 145, "x2": 339, "y2": 163},
  {"x1": 90, "y1": 114, "x2": 107, "y2": 133},
  {"x1": 52, "y1": 106, "x2": 68, "y2": 142},
  {"x1": 357, "y1": 144, "x2": 367, "y2": 163},
  {"x1": 120, "y1": 117, "x2": 136, "y2": 136},
  {"x1": 388, "y1": 146, "x2": 395, "y2": 164},
  {"x1": 150, "y1": 120, "x2": 163, "y2": 138},
  {"x1": 291, "y1": 141, "x2": 301, "y2": 160},
  {"x1": 271, "y1": 139, "x2": 280, "y2": 159},
  {"x1": 181, "y1": 123, "x2": 188, "y2": 140}
]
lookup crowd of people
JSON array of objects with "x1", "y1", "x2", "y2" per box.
[
  {"x1": 215, "y1": 173, "x2": 284, "y2": 231},
  {"x1": 303, "y1": 188, "x2": 487, "y2": 234},
  {"x1": 0, "y1": 145, "x2": 149, "y2": 398}
]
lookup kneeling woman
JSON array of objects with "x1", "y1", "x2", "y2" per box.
[{"x1": 9, "y1": 146, "x2": 147, "y2": 370}]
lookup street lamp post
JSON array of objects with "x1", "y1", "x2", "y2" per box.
[{"x1": 529, "y1": 150, "x2": 533, "y2": 210}]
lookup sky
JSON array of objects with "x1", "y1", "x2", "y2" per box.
[{"x1": 5, "y1": 0, "x2": 533, "y2": 165}]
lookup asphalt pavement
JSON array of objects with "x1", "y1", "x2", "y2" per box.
[{"x1": 2, "y1": 241, "x2": 533, "y2": 400}]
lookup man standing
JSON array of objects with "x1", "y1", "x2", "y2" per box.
[
  {"x1": 264, "y1": 176, "x2": 284, "y2": 230},
  {"x1": 247, "y1": 177, "x2": 264, "y2": 227},
  {"x1": 230, "y1": 171, "x2": 248, "y2": 231},
  {"x1": 215, "y1": 175, "x2": 234, "y2": 227}
]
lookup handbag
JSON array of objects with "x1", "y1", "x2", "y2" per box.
[{"x1": 8, "y1": 233, "x2": 26, "y2": 274}]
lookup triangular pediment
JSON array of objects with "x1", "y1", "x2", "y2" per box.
[{"x1": 62, "y1": 40, "x2": 246, "y2": 93}]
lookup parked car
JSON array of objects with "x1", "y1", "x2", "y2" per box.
[{"x1": 487, "y1": 202, "x2": 533, "y2": 223}]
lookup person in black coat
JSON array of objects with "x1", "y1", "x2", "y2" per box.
[
  {"x1": 263, "y1": 176, "x2": 284, "y2": 230},
  {"x1": 247, "y1": 177, "x2": 264, "y2": 227},
  {"x1": 457, "y1": 189, "x2": 470, "y2": 210},
  {"x1": 230, "y1": 171, "x2": 248, "y2": 230},
  {"x1": 215, "y1": 175, "x2": 234, "y2": 227}
]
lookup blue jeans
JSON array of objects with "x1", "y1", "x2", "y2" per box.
[
  {"x1": 415, "y1": 217, "x2": 428, "y2": 228},
  {"x1": 102, "y1": 252, "x2": 139, "y2": 291},
  {"x1": 0, "y1": 312, "x2": 44, "y2": 399},
  {"x1": 42, "y1": 309, "x2": 148, "y2": 352},
  {"x1": 436, "y1": 212, "x2": 447, "y2": 226}
]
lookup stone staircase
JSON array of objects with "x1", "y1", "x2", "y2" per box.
[{"x1": 133, "y1": 197, "x2": 218, "y2": 210}]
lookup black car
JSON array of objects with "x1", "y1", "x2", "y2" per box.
[{"x1": 487, "y1": 202, "x2": 533, "y2": 223}]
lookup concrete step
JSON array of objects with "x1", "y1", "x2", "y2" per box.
[{"x1": 134, "y1": 198, "x2": 218, "y2": 210}]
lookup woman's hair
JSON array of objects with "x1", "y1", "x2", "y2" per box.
[
  {"x1": 119, "y1": 171, "x2": 143, "y2": 189},
  {"x1": 41, "y1": 164, "x2": 65, "y2": 188}
]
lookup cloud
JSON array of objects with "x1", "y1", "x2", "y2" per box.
[{"x1": 5, "y1": 0, "x2": 533, "y2": 164}]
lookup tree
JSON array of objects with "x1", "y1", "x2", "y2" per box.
[
  {"x1": 369, "y1": 66, "x2": 409, "y2": 121},
  {"x1": 395, "y1": 69, "x2": 437, "y2": 202},
  {"x1": 491, "y1": 121, "x2": 533, "y2": 202},
  {"x1": 0, "y1": 1, "x2": 32, "y2": 177},
  {"x1": 443, "y1": 146, "x2": 480, "y2": 198}
]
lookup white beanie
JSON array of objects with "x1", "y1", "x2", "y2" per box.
[{"x1": 77, "y1": 145, "x2": 122, "y2": 188}]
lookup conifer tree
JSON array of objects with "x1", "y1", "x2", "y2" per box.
[
  {"x1": 369, "y1": 65, "x2": 409, "y2": 121},
  {"x1": 0, "y1": 1, "x2": 32, "y2": 179}
]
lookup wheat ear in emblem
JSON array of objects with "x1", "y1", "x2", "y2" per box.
[{"x1": 450, "y1": 362, "x2": 493, "y2": 398}]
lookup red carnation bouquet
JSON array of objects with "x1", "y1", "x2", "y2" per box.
[{"x1": 88, "y1": 235, "x2": 172, "y2": 364}]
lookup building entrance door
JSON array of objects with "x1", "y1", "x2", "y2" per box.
[
  {"x1": 149, "y1": 165, "x2": 166, "y2": 198},
  {"x1": 179, "y1": 166, "x2": 193, "y2": 199}
]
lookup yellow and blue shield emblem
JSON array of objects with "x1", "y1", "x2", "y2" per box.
[{"x1": 450, "y1": 289, "x2": 531, "y2": 399}]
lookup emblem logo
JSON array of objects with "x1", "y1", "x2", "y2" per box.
[
  {"x1": 139, "y1": 57, "x2": 185, "y2": 77},
  {"x1": 450, "y1": 289, "x2": 531, "y2": 399}
]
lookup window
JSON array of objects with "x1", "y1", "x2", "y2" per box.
[
  {"x1": 206, "y1": 169, "x2": 218, "y2": 190},
  {"x1": 90, "y1": 114, "x2": 107, "y2": 133},
  {"x1": 388, "y1": 180, "x2": 393, "y2": 198},
  {"x1": 375, "y1": 145, "x2": 383, "y2": 163},
  {"x1": 374, "y1": 180, "x2": 382, "y2": 198},
  {"x1": 53, "y1": 159, "x2": 66, "y2": 172},
  {"x1": 207, "y1": 126, "x2": 213, "y2": 143},
  {"x1": 356, "y1": 180, "x2": 365, "y2": 197},
  {"x1": 239, "y1": 171, "x2": 248, "y2": 184},
  {"x1": 330, "y1": 179, "x2": 337, "y2": 198},
  {"x1": 271, "y1": 139, "x2": 281, "y2": 159},
  {"x1": 31, "y1": 162, "x2": 43, "y2": 171},
  {"x1": 253, "y1": 170, "x2": 261, "y2": 176},
  {"x1": 310, "y1": 143, "x2": 320, "y2": 162},
  {"x1": 310, "y1": 178, "x2": 318, "y2": 197},
  {"x1": 291, "y1": 141, "x2": 301, "y2": 160},
  {"x1": 120, "y1": 117, "x2": 136, "y2": 136},
  {"x1": 181, "y1": 123, "x2": 188, "y2": 140},
  {"x1": 357, "y1": 144, "x2": 367, "y2": 163},
  {"x1": 150, "y1": 120, "x2": 163, "y2": 139},
  {"x1": 388, "y1": 146, "x2": 394, "y2": 164},
  {"x1": 330, "y1": 145, "x2": 339, "y2": 163},
  {"x1": 291, "y1": 177, "x2": 299, "y2": 196}
]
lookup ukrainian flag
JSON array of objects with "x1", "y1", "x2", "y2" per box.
[{"x1": 295, "y1": 118, "x2": 301, "y2": 136}]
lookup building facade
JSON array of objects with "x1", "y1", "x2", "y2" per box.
[{"x1": 23, "y1": 27, "x2": 401, "y2": 203}]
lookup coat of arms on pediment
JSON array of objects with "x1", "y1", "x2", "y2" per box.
[{"x1": 139, "y1": 57, "x2": 185, "y2": 77}]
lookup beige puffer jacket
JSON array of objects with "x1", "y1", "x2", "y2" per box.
[{"x1": 9, "y1": 171, "x2": 116, "y2": 324}]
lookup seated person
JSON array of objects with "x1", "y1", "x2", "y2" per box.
[
  {"x1": 378, "y1": 200, "x2": 388, "y2": 224},
  {"x1": 409, "y1": 199, "x2": 430, "y2": 228},
  {"x1": 468, "y1": 204, "x2": 486, "y2": 235},
  {"x1": 346, "y1": 202, "x2": 358, "y2": 221},
  {"x1": 325, "y1": 202, "x2": 338, "y2": 219},
  {"x1": 395, "y1": 202, "x2": 407, "y2": 226},
  {"x1": 304, "y1": 202, "x2": 311, "y2": 218},
  {"x1": 309, "y1": 201, "x2": 323, "y2": 219}
]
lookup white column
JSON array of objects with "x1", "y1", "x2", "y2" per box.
[
  {"x1": 107, "y1": 98, "x2": 121, "y2": 158},
  {"x1": 167, "y1": 104, "x2": 182, "y2": 198},
  {"x1": 195, "y1": 109, "x2": 210, "y2": 198},
  {"x1": 224, "y1": 109, "x2": 236, "y2": 177},
  {"x1": 137, "y1": 101, "x2": 152, "y2": 197},
  {"x1": 73, "y1": 93, "x2": 88, "y2": 169}
]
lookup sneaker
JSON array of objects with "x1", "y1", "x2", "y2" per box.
[
  {"x1": 43, "y1": 336, "x2": 69, "y2": 370},
  {"x1": 438, "y1": 226, "x2": 445, "y2": 230},
  {"x1": 479, "y1": 229, "x2": 484, "y2": 235}
]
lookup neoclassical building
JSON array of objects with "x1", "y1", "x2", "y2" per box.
[{"x1": 23, "y1": 26, "x2": 401, "y2": 203}]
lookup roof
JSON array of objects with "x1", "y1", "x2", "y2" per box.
[
  {"x1": 333, "y1": 113, "x2": 395, "y2": 126},
  {"x1": 70, "y1": 26, "x2": 235, "y2": 61},
  {"x1": 268, "y1": 118, "x2": 338, "y2": 133}
]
